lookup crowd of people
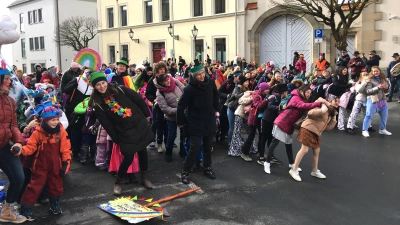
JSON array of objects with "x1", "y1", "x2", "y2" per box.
[{"x1": 0, "y1": 49, "x2": 399, "y2": 223}]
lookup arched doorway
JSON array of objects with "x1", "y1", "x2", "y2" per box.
[{"x1": 260, "y1": 15, "x2": 312, "y2": 73}]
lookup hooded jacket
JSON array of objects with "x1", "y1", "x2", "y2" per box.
[
  {"x1": 0, "y1": 93, "x2": 24, "y2": 148},
  {"x1": 154, "y1": 76, "x2": 185, "y2": 121},
  {"x1": 301, "y1": 98, "x2": 337, "y2": 136},
  {"x1": 365, "y1": 55, "x2": 381, "y2": 72},
  {"x1": 61, "y1": 68, "x2": 81, "y2": 93}
]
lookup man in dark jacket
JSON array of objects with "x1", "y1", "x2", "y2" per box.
[
  {"x1": 217, "y1": 72, "x2": 237, "y2": 145},
  {"x1": 61, "y1": 62, "x2": 81, "y2": 93},
  {"x1": 177, "y1": 60, "x2": 219, "y2": 184},
  {"x1": 292, "y1": 52, "x2": 300, "y2": 67},
  {"x1": 336, "y1": 49, "x2": 351, "y2": 68},
  {"x1": 387, "y1": 53, "x2": 400, "y2": 102},
  {"x1": 347, "y1": 51, "x2": 365, "y2": 81},
  {"x1": 364, "y1": 50, "x2": 381, "y2": 72},
  {"x1": 34, "y1": 64, "x2": 43, "y2": 84},
  {"x1": 178, "y1": 56, "x2": 186, "y2": 74}
]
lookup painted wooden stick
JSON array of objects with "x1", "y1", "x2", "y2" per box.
[{"x1": 144, "y1": 187, "x2": 201, "y2": 207}]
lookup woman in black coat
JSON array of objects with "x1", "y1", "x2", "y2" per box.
[
  {"x1": 177, "y1": 64, "x2": 220, "y2": 184},
  {"x1": 88, "y1": 72, "x2": 154, "y2": 195}
]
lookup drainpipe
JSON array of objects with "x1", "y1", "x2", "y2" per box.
[
  {"x1": 235, "y1": 0, "x2": 237, "y2": 56},
  {"x1": 117, "y1": 0, "x2": 121, "y2": 59},
  {"x1": 172, "y1": 0, "x2": 175, "y2": 63},
  {"x1": 55, "y1": 0, "x2": 62, "y2": 68}
]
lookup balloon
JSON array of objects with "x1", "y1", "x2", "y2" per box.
[{"x1": 0, "y1": 15, "x2": 20, "y2": 46}]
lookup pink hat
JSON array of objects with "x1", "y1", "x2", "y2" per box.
[
  {"x1": 71, "y1": 62, "x2": 81, "y2": 68},
  {"x1": 258, "y1": 82, "x2": 270, "y2": 93}
]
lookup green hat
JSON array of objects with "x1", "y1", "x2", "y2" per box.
[
  {"x1": 116, "y1": 59, "x2": 129, "y2": 67},
  {"x1": 190, "y1": 65, "x2": 204, "y2": 77},
  {"x1": 90, "y1": 72, "x2": 107, "y2": 86}
]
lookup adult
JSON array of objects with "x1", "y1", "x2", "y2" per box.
[
  {"x1": 177, "y1": 62, "x2": 219, "y2": 184},
  {"x1": 315, "y1": 53, "x2": 331, "y2": 74},
  {"x1": 362, "y1": 66, "x2": 391, "y2": 137},
  {"x1": 217, "y1": 70, "x2": 236, "y2": 145},
  {"x1": 336, "y1": 49, "x2": 351, "y2": 68},
  {"x1": 0, "y1": 69, "x2": 27, "y2": 223},
  {"x1": 15, "y1": 69, "x2": 24, "y2": 84},
  {"x1": 295, "y1": 54, "x2": 307, "y2": 78},
  {"x1": 364, "y1": 50, "x2": 381, "y2": 73},
  {"x1": 111, "y1": 58, "x2": 134, "y2": 89},
  {"x1": 60, "y1": 62, "x2": 81, "y2": 93},
  {"x1": 178, "y1": 56, "x2": 186, "y2": 74},
  {"x1": 347, "y1": 51, "x2": 365, "y2": 82},
  {"x1": 387, "y1": 53, "x2": 400, "y2": 102},
  {"x1": 206, "y1": 54, "x2": 212, "y2": 65},
  {"x1": 133, "y1": 66, "x2": 153, "y2": 92},
  {"x1": 154, "y1": 74, "x2": 185, "y2": 162},
  {"x1": 169, "y1": 63, "x2": 178, "y2": 78},
  {"x1": 292, "y1": 52, "x2": 300, "y2": 68},
  {"x1": 34, "y1": 64, "x2": 43, "y2": 84},
  {"x1": 89, "y1": 72, "x2": 154, "y2": 194},
  {"x1": 225, "y1": 71, "x2": 241, "y2": 143}
]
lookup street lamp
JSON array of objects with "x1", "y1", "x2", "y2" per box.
[
  {"x1": 167, "y1": 23, "x2": 179, "y2": 40},
  {"x1": 128, "y1": 28, "x2": 139, "y2": 43},
  {"x1": 191, "y1": 25, "x2": 198, "y2": 60}
]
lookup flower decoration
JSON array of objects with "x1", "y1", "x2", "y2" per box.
[{"x1": 104, "y1": 96, "x2": 132, "y2": 118}]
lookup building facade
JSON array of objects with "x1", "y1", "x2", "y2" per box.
[
  {"x1": 9, "y1": 0, "x2": 99, "y2": 73},
  {"x1": 98, "y1": 0, "x2": 399, "y2": 71}
]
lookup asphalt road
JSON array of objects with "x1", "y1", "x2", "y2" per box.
[{"x1": 6, "y1": 99, "x2": 400, "y2": 225}]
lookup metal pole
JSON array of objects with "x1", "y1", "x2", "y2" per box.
[
  {"x1": 235, "y1": 0, "x2": 237, "y2": 56},
  {"x1": 194, "y1": 37, "x2": 196, "y2": 60},
  {"x1": 171, "y1": 0, "x2": 175, "y2": 62},
  {"x1": 55, "y1": 0, "x2": 62, "y2": 69}
]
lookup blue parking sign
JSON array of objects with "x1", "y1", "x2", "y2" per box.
[{"x1": 314, "y1": 29, "x2": 323, "y2": 38}]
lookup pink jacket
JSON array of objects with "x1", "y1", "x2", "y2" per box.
[
  {"x1": 247, "y1": 90, "x2": 269, "y2": 127},
  {"x1": 96, "y1": 125, "x2": 108, "y2": 144},
  {"x1": 274, "y1": 90, "x2": 321, "y2": 135},
  {"x1": 295, "y1": 60, "x2": 307, "y2": 73}
]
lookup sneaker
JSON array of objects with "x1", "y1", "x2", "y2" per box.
[
  {"x1": 49, "y1": 201, "x2": 62, "y2": 215},
  {"x1": 257, "y1": 157, "x2": 266, "y2": 165},
  {"x1": 20, "y1": 206, "x2": 36, "y2": 221},
  {"x1": 241, "y1": 154, "x2": 252, "y2": 162},
  {"x1": 203, "y1": 167, "x2": 216, "y2": 179},
  {"x1": 157, "y1": 144, "x2": 163, "y2": 153},
  {"x1": 181, "y1": 171, "x2": 190, "y2": 184},
  {"x1": 362, "y1": 131, "x2": 370, "y2": 137},
  {"x1": 264, "y1": 162, "x2": 271, "y2": 174},
  {"x1": 311, "y1": 170, "x2": 326, "y2": 179},
  {"x1": 149, "y1": 142, "x2": 156, "y2": 149},
  {"x1": 338, "y1": 127, "x2": 345, "y2": 131},
  {"x1": 289, "y1": 164, "x2": 302, "y2": 172},
  {"x1": 270, "y1": 157, "x2": 282, "y2": 165},
  {"x1": 379, "y1": 129, "x2": 392, "y2": 136},
  {"x1": 289, "y1": 169, "x2": 302, "y2": 182},
  {"x1": 346, "y1": 128, "x2": 355, "y2": 134},
  {"x1": 368, "y1": 127, "x2": 376, "y2": 132}
]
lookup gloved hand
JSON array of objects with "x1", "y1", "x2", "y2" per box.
[{"x1": 60, "y1": 160, "x2": 70, "y2": 177}]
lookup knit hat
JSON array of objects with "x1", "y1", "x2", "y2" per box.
[
  {"x1": 258, "y1": 82, "x2": 270, "y2": 93},
  {"x1": 239, "y1": 76, "x2": 249, "y2": 85},
  {"x1": 90, "y1": 72, "x2": 107, "y2": 86},
  {"x1": 190, "y1": 59, "x2": 204, "y2": 78},
  {"x1": 116, "y1": 57, "x2": 129, "y2": 67},
  {"x1": 71, "y1": 62, "x2": 80, "y2": 68},
  {"x1": 41, "y1": 106, "x2": 61, "y2": 122},
  {"x1": 274, "y1": 83, "x2": 288, "y2": 93},
  {"x1": 233, "y1": 70, "x2": 242, "y2": 77}
]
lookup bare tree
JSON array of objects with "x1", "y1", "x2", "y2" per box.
[
  {"x1": 269, "y1": 0, "x2": 377, "y2": 51},
  {"x1": 54, "y1": 16, "x2": 98, "y2": 52}
]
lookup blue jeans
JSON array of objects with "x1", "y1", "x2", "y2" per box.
[
  {"x1": 388, "y1": 77, "x2": 400, "y2": 99},
  {"x1": 227, "y1": 108, "x2": 235, "y2": 142},
  {"x1": 362, "y1": 99, "x2": 388, "y2": 131},
  {"x1": 0, "y1": 143, "x2": 25, "y2": 203},
  {"x1": 166, "y1": 120, "x2": 177, "y2": 154}
]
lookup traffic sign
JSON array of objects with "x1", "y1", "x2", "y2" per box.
[
  {"x1": 314, "y1": 28, "x2": 323, "y2": 38},
  {"x1": 315, "y1": 38, "x2": 323, "y2": 43}
]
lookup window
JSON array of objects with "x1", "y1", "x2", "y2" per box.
[
  {"x1": 161, "y1": 0, "x2": 170, "y2": 21},
  {"x1": 120, "y1": 6, "x2": 127, "y2": 26},
  {"x1": 39, "y1": 37, "x2": 45, "y2": 50},
  {"x1": 193, "y1": 0, "x2": 203, "y2": 17},
  {"x1": 215, "y1": 0, "x2": 225, "y2": 14},
  {"x1": 34, "y1": 37, "x2": 39, "y2": 50},
  {"x1": 215, "y1": 38, "x2": 226, "y2": 63},
  {"x1": 28, "y1": 11, "x2": 32, "y2": 24},
  {"x1": 22, "y1": 64, "x2": 27, "y2": 73},
  {"x1": 33, "y1": 10, "x2": 37, "y2": 23},
  {"x1": 19, "y1": 14, "x2": 24, "y2": 32},
  {"x1": 109, "y1": 46, "x2": 115, "y2": 64},
  {"x1": 195, "y1": 39, "x2": 204, "y2": 62},
  {"x1": 21, "y1": 39, "x2": 26, "y2": 58},
  {"x1": 29, "y1": 38, "x2": 34, "y2": 51},
  {"x1": 107, "y1": 8, "x2": 114, "y2": 28},
  {"x1": 145, "y1": 1, "x2": 153, "y2": 23},
  {"x1": 122, "y1": 45, "x2": 129, "y2": 58},
  {"x1": 38, "y1": 9, "x2": 43, "y2": 22}
]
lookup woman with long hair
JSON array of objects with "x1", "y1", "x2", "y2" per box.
[
  {"x1": 89, "y1": 72, "x2": 154, "y2": 195},
  {"x1": 362, "y1": 66, "x2": 391, "y2": 137}
]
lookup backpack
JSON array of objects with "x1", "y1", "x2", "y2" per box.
[{"x1": 390, "y1": 61, "x2": 400, "y2": 77}]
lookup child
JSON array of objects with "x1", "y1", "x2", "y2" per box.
[
  {"x1": 19, "y1": 106, "x2": 71, "y2": 221},
  {"x1": 95, "y1": 124, "x2": 108, "y2": 170}
]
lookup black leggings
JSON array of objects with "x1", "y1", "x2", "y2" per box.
[
  {"x1": 266, "y1": 138, "x2": 294, "y2": 164},
  {"x1": 259, "y1": 120, "x2": 274, "y2": 158},
  {"x1": 118, "y1": 150, "x2": 148, "y2": 178}
]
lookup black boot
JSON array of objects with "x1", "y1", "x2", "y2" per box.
[
  {"x1": 49, "y1": 196, "x2": 62, "y2": 215},
  {"x1": 165, "y1": 147, "x2": 173, "y2": 162},
  {"x1": 181, "y1": 170, "x2": 190, "y2": 184},
  {"x1": 203, "y1": 167, "x2": 216, "y2": 179},
  {"x1": 80, "y1": 145, "x2": 89, "y2": 165}
]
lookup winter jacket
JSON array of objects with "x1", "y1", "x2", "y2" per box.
[
  {"x1": 93, "y1": 83, "x2": 153, "y2": 155},
  {"x1": 315, "y1": 59, "x2": 330, "y2": 73},
  {"x1": 387, "y1": 59, "x2": 400, "y2": 78},
  {"x1": 355, "y1": 81, "x2": 368, "y2": 102},
  {"x1": 301, "y1": 98, "x2": 337, "y2": 136},
  {"x1": 21, "y1": 124, "x2": 71, "y2": 173},
  {"x1": 274, "y1": 89, "x2": 322, "y2": 135},
  {"x1": 134, "y1": 70, "x2": 152, "y2": 92},
  {"x1": 63, "y1": 77, "x2": 91, "y2": 116},
  {"x1": 74, "y1": 97, "x2": 96, "y2": 134},
  {"x1": 234, "y1": 91, "x2": 253, "y2": 119},
  {"x1": 292, "y1": 55, "x2": 300, "y2": 68},
  {"x1": 35, "y1": 70, "x2": 43, "y2": 84},
  {"x1": 177, "y1": 76, "x2": 220, "y2": 136},
  {"x1": 213, "y1": 69, "x2": 226, "y2": 87},
  {"x1": 365, "y1": 55, "x2": 381, "y2": 72},
  {"x1": 262, "y1": 94, "x2": 283, "y2": 123},
  {"x1": 0, "y1": 93, "x2": 24, "y2": 148},
  {"x1": 61, "y1": 68, "x2": 81, "y2": 93},
  {"x1": 96, "y1": 125, "x2": 108, "y2": 144},
  {"x1": 247, "y1": 90, "x2": 269, "y2": 127},
  {"x1": 336, "y1": 54, "x2": 350, "y2": 67},
  {"x1": 227, "y1": 85, "x2": 245, "y2": 111},
  {"x1": 218, "y1": 78, "x2": 235, "y2": 108},
  {"x1": 365, "y1": 77, "x2": 389, "y2": 101},
  {"x1": 145, "y1": 75, "x2": 158, "y2": 103},
  {"x1": 154, "y1": 76, "x2": 185, "y2": 121},
  {"x1": 169, "y1": 67, "x2": 178, "y2": 77},
  {"x1": 295, "y1": 60, "x2": 307, "y2": 73},
  {"x1": 111, "y1": 71, "x2": 130, "y2": 86},
  {"x1": 347, "y1": 57, "x2": 365, "y2": 76},
  {"x1": 316, "y1": 75, "x2": 332, "y2": 85},
  {"x1": 328, "y1": 75, "x2": 352, "y2": 97}
]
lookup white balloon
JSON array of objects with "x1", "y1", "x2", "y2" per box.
[{"x1": 0, "y1": 15, "x2": 20, "y2": 46}]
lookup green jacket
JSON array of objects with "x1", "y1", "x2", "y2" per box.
[{"x1": 74, "y1": 97, "x2": 90, "y2": 114}]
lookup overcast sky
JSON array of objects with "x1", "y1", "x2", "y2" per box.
[{"x1": 0, "y1": 0, "x2": 17, "y2": 64}]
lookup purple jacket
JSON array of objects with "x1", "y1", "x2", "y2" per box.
[
  {"x1": 274, "y1": 90, "x2": 321, "y2": 135},
  {"x1": 247, "y1": 90, "x2": 269, "y2": 127}
]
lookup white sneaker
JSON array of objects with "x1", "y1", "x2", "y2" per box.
[
  {"x1": 264, "y1": 162, "x2": 271, "y2": 174},
  {"x1": 289, "y1": 164, "x2": 302, "y2": 172},
  {"x1": 289, "y1": 169, "x2": 302, "y2": 182},
  {"x1": 379, "y1": 129, "x2": 392, "y2": 136},
  {"x1": 338, "y1": 127, "x2": 345, "y2": 131},
  {"x1": 362, "y1": 131, "x2": 370, "y2": 137},
  {"x1": 311, "y1": 170, "x2": 326, "y2": 179}
]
